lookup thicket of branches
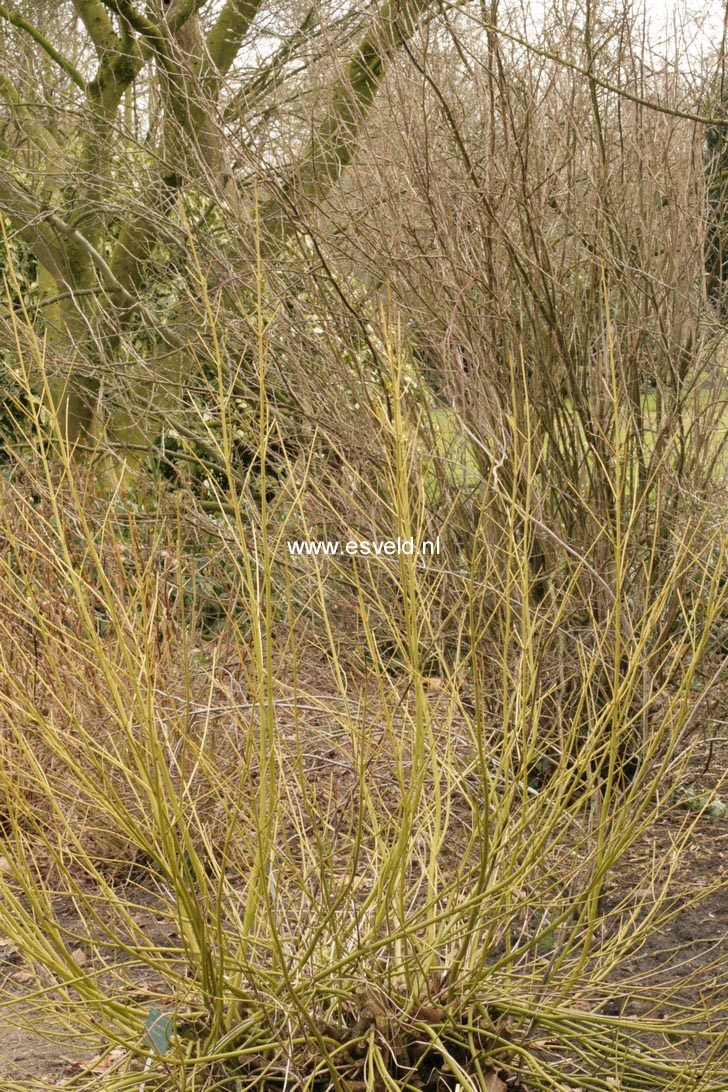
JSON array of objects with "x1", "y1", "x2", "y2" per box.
[
  {"x1": 1, "y1": 3, "x2": 728, "y2": 1090},
  {"x1": 6, "y1": 0, "x2": 724, "y2": 653}
]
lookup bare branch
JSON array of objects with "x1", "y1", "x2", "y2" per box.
[
  {"x1": 0, "y1": 3, "x2": 87, "y2": 91},
  {"x1": 71, "y1": 0, "x2": 121, "y2": 55},
  {"x1": 0, "y1": 73, "x2": 61, "y2": 161},
  {"x1": 222, "y1": 7, "x2": 317, "y2": 121},
  {"x1": 275, "y1": 0, "x2": 434, "y2": 221},
  {"x1": 166, "y1": 0, "x2": 211, "y2": 35},
  {"x1": 471, "y1": 11, "x2": 724, "y2": 126},
  {"x1": 0, "y1": 168, "x2": 69, "y2": 283},
  {"x1": 205, "y1": 0, "x2": 265, "y2": 81}
]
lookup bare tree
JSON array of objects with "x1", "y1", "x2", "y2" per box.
[{"x1": 0, "y1": 0, "x2": 435, "y2": 453}]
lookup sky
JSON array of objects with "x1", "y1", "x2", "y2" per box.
[
  {"x1": 522, "y1": 0, "x2": 724, "y2": 58},
  {"x1": 632, "y1": 0, "x2": 724, "y2": 64}
]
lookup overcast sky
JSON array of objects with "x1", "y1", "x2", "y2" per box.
[{"x1": 640, "y1": 0, "x2": 724, "y2": 62}]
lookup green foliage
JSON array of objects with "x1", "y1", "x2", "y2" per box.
[{"x1": 420, "y1": 404, "x2": 481, "y2": 506}]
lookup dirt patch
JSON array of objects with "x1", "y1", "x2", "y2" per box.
[{"x1": 0, "y1": 1003, "x2": 96, "y2": 1084}]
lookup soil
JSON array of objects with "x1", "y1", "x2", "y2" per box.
[{"x1": 0, "y1": 948, "x2": 97, "y2": 1083}]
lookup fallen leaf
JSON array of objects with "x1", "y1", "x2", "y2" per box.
[
  {"x1": 423, "y1": 676, "x2": 445, "y2": 691},
  {"x1": 70, "y1": 1045, "x2": 129, "y2": 1078},
  {"x1": 12, "y1": 969, "x2": 35, "y2": 985},
  {"x1": 71, "y1": 948, "x2": 87, "y2": 966},
  {"x1": 483, "y1": 1073, "x2": 506, "y2": 1092}
]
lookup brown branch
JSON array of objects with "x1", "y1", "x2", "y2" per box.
[
  {"x1": 472, "y1": 11, "x2": 723, "y2": 126},
  {"x1": 0, "y1": 3, "x2": 87, "y2": 90},
  {"x1": 206, "y1": 0, "x2": 265, "y2": 80},
  {"x1": 271, "y1": 0, "x2": 434, "y2": 226}
]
